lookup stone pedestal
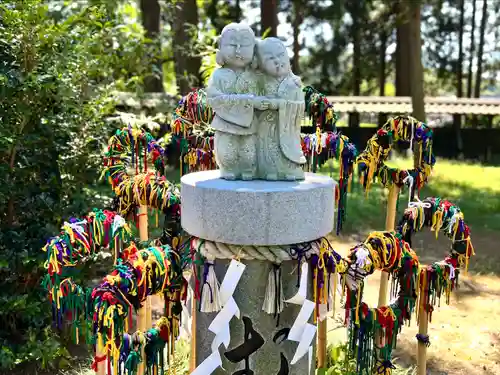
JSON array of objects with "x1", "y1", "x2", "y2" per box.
[
  {"x1": 181, "y1": 170, "x2": 335, "y2": 246},
  {"x1": 181, "y1": 171, "x2": 336, "y2": 375}
]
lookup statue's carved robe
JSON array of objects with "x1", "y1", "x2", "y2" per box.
[
  {"x1": 277, "y1": 75, "x2": 307, "y2": 166},
  {"x1": 256, "y1": 73, "x2": 306, "y2": 180},
  {"x1": 206, "y1": 68, "x2": 258, "y2": 135}
]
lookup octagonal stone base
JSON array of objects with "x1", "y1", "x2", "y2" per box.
[{"x1": 181, "y1": 170, "x2": 336, "y2": 246}]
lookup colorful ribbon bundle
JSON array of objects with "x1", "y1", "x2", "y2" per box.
[
  {"x1": 103, "y1": 126, "x2": 166, "y2": 181},
  {"x1": 112, "y1": 173, "x2": 181, "y2": 216},
  {"x1": 92, "y1": 242, "x2": 190, "y2": 374},
  {"x1": 303, "y1": 86, "x2": 338, "y2": 130},
  {"x1": 340, "y1": 232, "x2": 420, "y2": 374},
  {"x1": 42, "y1": 277, "x2": 94, "y2": 345},
  {"x1": 43, "y1": 209, "x2": 132, "y2": 276},
  {"x1": 416, "y1": 256, "x2": 459, "y2": 325},
  {"x1": 102, "y1": 127, "x2": 181, "y2": 218},
  {"x1": 118, "y1": 317, "x2": 175, "y2": 375},
  {"x1": 171, "y1": 89, "x2": 214, "y2": 135},
  {"x1": 170, "y1": 133, "x2": 216, "y2": 176},
  {"x1": 397, "y1": 197, "x2": 474, "y2": 271},
  {"x1": 41, "y1": 209, "x2": 132, "y2": 347},
  {"x1": 158, "y1": 200, "x2": 183, "y2": 251},
  {"x1": 309, "y1": 240, "x2": 346, "y2": 321},
  {"x1": 397, "y1": 198, "x2": 475, "y2": 328},
  {"x1": 301, "y1": 130, "x2": 358, "y2": 233},
  {"x1": 357, "y1": 116, "x2": 436, "y2": 195}
]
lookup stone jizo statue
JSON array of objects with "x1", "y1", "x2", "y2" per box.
[
  {"x1": 254, "y1": 37, "x2": 306, "y2": 181},
  {"x1": 207, "y1": 23, "x2": 306, "y2": 181}
]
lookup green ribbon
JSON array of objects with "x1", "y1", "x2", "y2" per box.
[{"x1": 125, "y1": 349, "x2": 142, "y2": 374}]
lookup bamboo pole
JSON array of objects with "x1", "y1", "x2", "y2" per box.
[
  {"x1": 416, "y1": 264, "x2": 429, "y2": 375},
  {"x1": 138, "y1": 205, "x2": 149, "y2": 375},
  {"x1": 190, "y1": 293, "x2": 197, "y2": 372},
  {"x1": 316, "y1": 172, "x2": 337, "y2": 369},
  {"x1": 96, "y1": 338, "x2": 107, "y2": 375},
  {"x1": 416, "y1": 306, "x2": 429, "y2": 375},
  {"x1": 317, "y1": 319, "x2": 327, "y2": 368},
  {"x1": 373, "y1": 185, "x2": 400, "y2": 374},
  {"x1": 377, "y1": 185, "x2": 400, "y2": 306}
]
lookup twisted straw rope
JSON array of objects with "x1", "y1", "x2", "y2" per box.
[{"x1": 191, "y1": 238, "x2": 321, "y2": 263}]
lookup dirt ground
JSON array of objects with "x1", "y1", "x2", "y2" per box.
[{"x1": 327, "y1": 231, "x2": 500, "y2": 375}]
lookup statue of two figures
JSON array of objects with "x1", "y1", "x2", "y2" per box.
[{"x1": 207, "y1": 22, "x2": 306, "y2": 181}]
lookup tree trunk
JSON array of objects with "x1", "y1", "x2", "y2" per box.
[
  {"x1": 378, "y1": 29, "x2": 387, "y2": 128},
  {"x1": 206, "y1": 0, "x2": 222, "y2": 34},
  {"x1": 408, "y1": 1, "x2": 425, "y2": 122},
  {"x1": 207, "y1": 0, "x2": 243, "y2": 33},
  {"x1": 260, "y1": 0, "x2": 278, "y2": 37},
  {"x1": 235, "y1": 0, "x2": 242, "y2": 22},
  {"x1": 291, "y1": 0, "x2": 303, "y2": 74},
  {"x1": 349, "y1": 0, "x2": 361, "y2": 128},
  {"x1": 454, "y1": 0, "x2": 465, "y2": 157},
  {"x1": 6, "y1": 143, "x2": 18, "y2": 226},
  {"x1": 172, "y1": 0, "x2": 202, "y2": 95},
  {"x1": 474, "y1": 0, "x2": 488, "y2": 99},
  {"x1": 395, "y1": 0, "x2": 411, "y2": 97},
  {"x1": 467, "y1": 0, "x2": 477, "y2": 98},
  {"x1": 140, "y1": 0, "x2": 164, "y2": 92}
]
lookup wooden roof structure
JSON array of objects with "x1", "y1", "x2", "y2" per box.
[
  {"x1": 327, "y1": 96, "x2": 500, "y2": 115},
  {"x1": 112, "y1": 92, "x2": 500, "y2": 116}
]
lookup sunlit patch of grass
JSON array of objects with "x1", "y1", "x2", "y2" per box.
[{"x1": 321, "y1": 157, "x2": 500, "y2": 234}]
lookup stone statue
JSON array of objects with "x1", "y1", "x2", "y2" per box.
[
  {"x1": 254, "y1": 37, "x2": 306, "y2": 181},
  {"x1": 207, "y1": 23, "x2": 306, "y2": 181},
  {"x1": 206, "y1": 23, "x2": 262, "y2": 180}
]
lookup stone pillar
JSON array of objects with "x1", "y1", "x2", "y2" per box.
[{"x1": 181, "y1": 170, "x2": 335, "y2": 375}]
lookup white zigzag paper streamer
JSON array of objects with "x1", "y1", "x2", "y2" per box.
[
  {"x1": 285, "y1": 262, "x2": 317, "y2": 371},
  {"x1": 191, "y1": 259, "x2": 246, "y2": 375}
]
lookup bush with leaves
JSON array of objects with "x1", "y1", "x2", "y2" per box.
[
  {"x1": 323, "y1": 343, "x2": 358, "y2": 375},
  {"x1": 0, "y1": 1, "x2": 165, "y2": 370}
]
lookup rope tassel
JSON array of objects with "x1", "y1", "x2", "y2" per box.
[
  {"x1": 200, "y1": 261, "x2": 222, "y2": 313},
  {"x1": 262, "y1": 264, "x2": 284, "y2": 317}
]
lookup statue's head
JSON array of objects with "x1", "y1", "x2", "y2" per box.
[
  {"x1": 216, "y1": 23, "x2": 256, "y2": 69},
  {"x1": 256, "y1": 37, "x2": 290, "y2": 78}
]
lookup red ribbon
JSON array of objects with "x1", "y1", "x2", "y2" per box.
[{"x1": 91, "y1": 354, "x2": 106, "y2": 372}]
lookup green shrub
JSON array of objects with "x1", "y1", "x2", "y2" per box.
[
  {"x1": 325, "y1": 343, "x2": 357, "y2": 375},
  {"x1": 0, "y1": 0, "x2": 161, "y2": 370}
]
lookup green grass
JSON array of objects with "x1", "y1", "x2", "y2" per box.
[
  {"x1": 335, "y1": 120, "x2": 378, "y2": 128},
  {"x1": 320, "y1": 157, "x2": 500, "y2": 235},
  {"x1": 300, "y1": 120, "x2": 378, "y2": 128}
]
